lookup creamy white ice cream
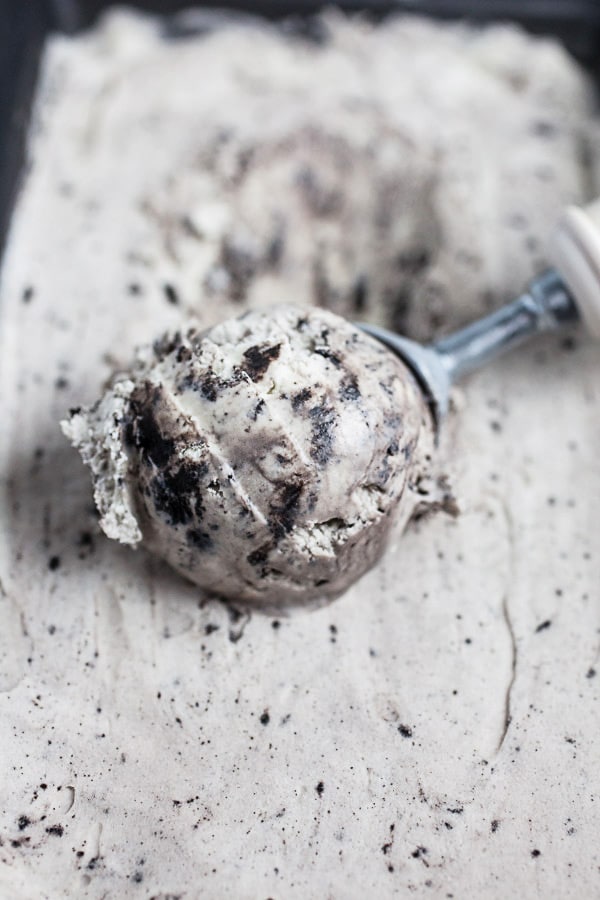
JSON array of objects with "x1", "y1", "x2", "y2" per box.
[
  {"x1": 3, "y1": 9, "x2": 600, "y2": 899},
  {"x1": 62, "y1": 305, "x2": 436, "y2": 606}
]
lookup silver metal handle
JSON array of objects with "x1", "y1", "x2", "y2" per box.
[{"x1": 432, "y1": 270, "x2": 578, "y2": 384}]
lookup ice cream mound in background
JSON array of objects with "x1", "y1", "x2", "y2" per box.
[
  {"x1": 62, "y1": 306, "x2": 445, "y2": 607},
  {"x1": 112, "y1": 8, "x2": 598, "y2": 343}
]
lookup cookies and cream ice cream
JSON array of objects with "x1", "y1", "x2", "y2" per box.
[
  {"x1": 4, "y1": 8, "x2": 600, "y2": 899},
  {"x1": 62, "y1": 305, "x2": 436, "y2": 606}
]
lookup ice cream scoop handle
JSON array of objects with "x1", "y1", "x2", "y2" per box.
[
  {"x1": 548, "y1": 198, "x2": 600, "y2": 339},
  {"x1": 434, "y1": 194, "x2": 600, "y2": 383},
  {"x1": 432, "y1": 269, "x2": 577, "y2": 384}
]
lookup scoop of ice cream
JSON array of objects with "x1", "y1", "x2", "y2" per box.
[{"x1": 62, "y1": 306, "x2": 437, "y2": 607}]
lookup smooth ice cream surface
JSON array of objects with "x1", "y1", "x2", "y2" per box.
[{"x1": 63, "y1": 306, "x2": 436, "y2": 605}]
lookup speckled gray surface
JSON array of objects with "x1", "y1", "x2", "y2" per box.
[{"x1": 1, "y1": 10, "x2": 600, "y2": 899}]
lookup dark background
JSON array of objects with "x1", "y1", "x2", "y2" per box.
[{"x1": 2, "y1": 0, "x2": 600, "y2": 257}]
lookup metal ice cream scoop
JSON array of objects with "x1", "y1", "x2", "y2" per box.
[{"x1": 359, "y1": 198, "x2": 600, "y2": 429}]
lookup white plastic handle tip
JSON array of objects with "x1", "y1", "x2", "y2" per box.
[{"x1": 549, "y1": 198, "x2": 600, "y2": 339}]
